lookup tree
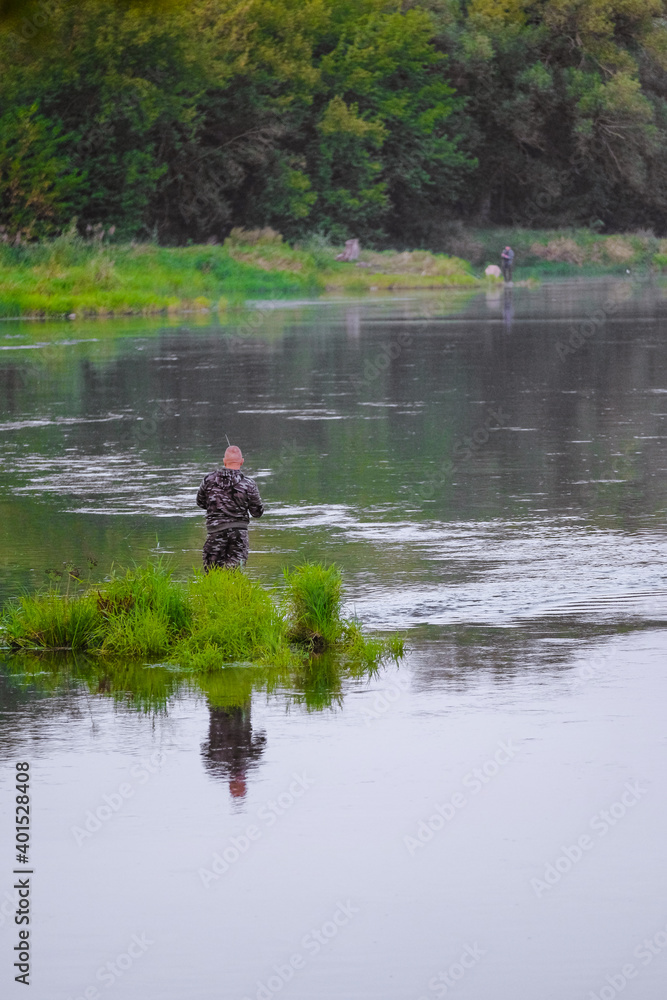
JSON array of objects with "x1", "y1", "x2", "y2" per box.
[
  {"x1": 418, "y1": 0, "x2": 667, "y2": 229},
  {"x1": 0, "y1": 0, "x2": 473, "y2": 243},
  {"x1": 0, "y1": 104, "x2": 81, "y2": 236}
]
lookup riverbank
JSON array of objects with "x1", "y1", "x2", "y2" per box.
[
  {"x1": 0, "y1": 229, "x2": 478, "y2": 319},
  {"x1": 437, "y1": 225, "x2": 667, "y2": 278},
  {"x1": 3, "y1": 225, "x2": 665, "y2": 320}
]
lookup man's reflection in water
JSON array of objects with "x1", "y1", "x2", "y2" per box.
[
  {"x1": 201, "y1": 701, "x2": 266, "y2": 804},
  {"x1": 503, "y1": 287, "x2": 514, "y2": 332},
  {"x1": 345, "y1": 307, "x2": 361, "y2": 340}
]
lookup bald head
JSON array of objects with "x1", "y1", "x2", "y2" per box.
[{"x1": 223, "y1": 445, "x2": 244, "y2": 469}]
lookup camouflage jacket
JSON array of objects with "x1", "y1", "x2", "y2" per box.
[{"x1": 196, "y1": 469, "x2": 264, "y2": 533}]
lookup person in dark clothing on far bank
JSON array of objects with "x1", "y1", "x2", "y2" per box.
[
  {"x1": 501, "y1": 245, "x2": 514, "y2": 283},
  {"x1": 196, "y1": 445, "x2": 264, "y2": 570}
]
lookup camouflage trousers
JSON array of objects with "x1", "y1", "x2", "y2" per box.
[{"x1": 203, "y1": 528, "x2": 249, "y2": 571}]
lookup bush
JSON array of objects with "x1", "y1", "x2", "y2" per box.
[{"x1": 99, "y1": 562, "x2": 191, "y2": 633}]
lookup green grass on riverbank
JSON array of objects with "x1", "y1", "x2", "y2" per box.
[
  {"x1": 0, "y1": 560, "x2": 404, "y2": 672},
  {"x1": 437, "y1": 225, "x2": 667, "y2": 276},
  {"x1": 0, "y1": 228, "x2": 478, "y2": 318},
  {"x1": 4, "y1": 223, "x2": 663, "y2": 320},
  {"x1": 0, "y1": 234, "x2": 312, "y2": 318}
]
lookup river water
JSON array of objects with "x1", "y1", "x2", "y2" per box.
[{"x1": 1, "y1": 280, "x2": 667, "y2": 999}]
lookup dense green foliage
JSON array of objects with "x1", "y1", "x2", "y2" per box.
[
  {"x1": 0, "y1": 560, "x2": 404, "y2": 671},
  {"x1": 422, "y1": 0, "x2": 667, "y2": 235},
  {"x1": 0, "y1": 0, "x2": 471, "y2": 244},
  {"x1": 0, "y1": 0, "x2": 666, "y2": 243}
]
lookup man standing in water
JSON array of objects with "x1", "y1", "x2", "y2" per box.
[
  {"x1": 501, "y1": 245, "x2": 514, "y2": 283},
  {"x1": 196, "y1": 445, "x2": 264, "y2": 570}
]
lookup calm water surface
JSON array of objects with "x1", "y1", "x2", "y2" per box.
[{"x1": 1, "y1": 280, "x2": 667, "y2": 999}]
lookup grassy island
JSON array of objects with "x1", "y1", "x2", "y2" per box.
[{"x1": 0, "y1": 560, "x2": 404, "y2": 674}]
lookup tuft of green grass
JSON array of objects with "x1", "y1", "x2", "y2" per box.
[
  {"x1": 1, "y1": 590, "x2": 101, "y2": 649},
  {"x1": 282, "y1": 562, "x2": 405, "y2": 665},
  {"x1": 1, "y1": 559, "x2": 404, "y2": 681},
  {"x1": 283, "y1": 563, "x2": 344, "y2": 650},
  {"x1": 95, "y1": 561, "x2": 192, "y2": 656},
  {"x1": 340, "y1": 624, "x2": 405, "y2": 668},
  {"x1": 171, "y1": 569, "x2": 288, "y2": 670}
]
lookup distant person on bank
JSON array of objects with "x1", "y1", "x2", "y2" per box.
[
  {"x1": 196, "y1": 445, "x2": 264, "y2": 570},
  {"x1": 501, "y1": 245, "x2": 514, "y2": 283}
]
